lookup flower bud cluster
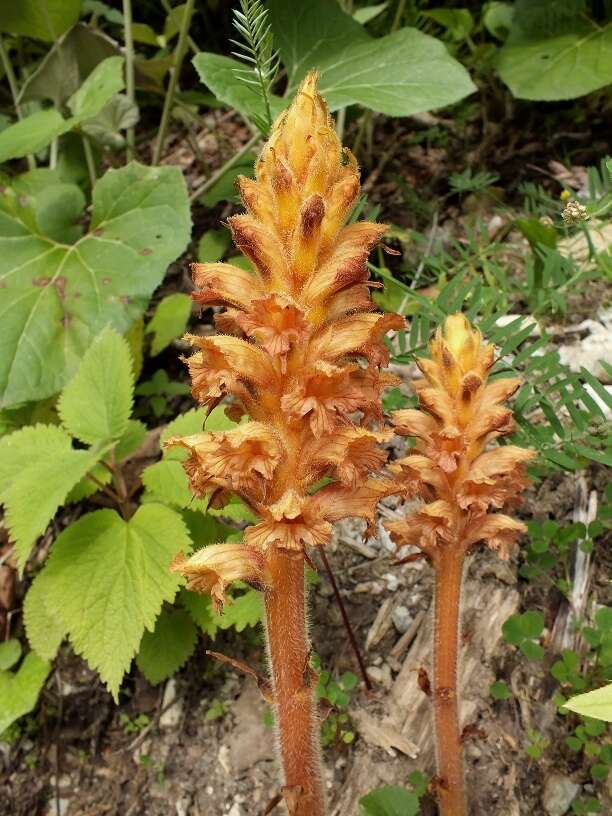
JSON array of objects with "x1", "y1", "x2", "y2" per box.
[{"x1": 170, "y1": 73, "x2": 402, "y2": 604}]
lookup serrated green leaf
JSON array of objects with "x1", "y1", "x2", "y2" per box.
[
  {"x1": 146, "y1": 293, "x2": 192, "y2": 356},
  {"x1": 269, "y1": 0, "x2": 475, "y2": 115},
  {"x1": 141, "y1": 459, "x2": 207, "y2": 510},
  {"x1": 161, "y1": 406, "x2": 236, "y2": 453},
  {"x1": 0, "y1": 162, "x2": 191, "y2": 408},
  {"x1": 359, "y1": 785, "x2": 420, "y2": 816},
  {"x1": 0, "y1": 653, "x2": 51, "y2": 735},
  {"x1": 0, "y1": 424, "x2": 105, "y2": 569},
  {"x1": 136, "y1": 608, "x2": 198, "y2": 685},
  {"x1": 23, "y1": 570, "x2": 67, "y2": 661},
  {"x1": 0, "y1": 0, "x2": 80, "y2": 42},
  {"x1": 565, "y1": 683, "x2": 612, "y2": 722},
  {"x1": 497, "y1": 21, "x2": 612, "y2": 101},
  {"x1": 216, "y1": 589, "x2": 262, "y2": 632},
  {"x1": 180, "y1": 589, "x2": 219, "y2": 638},
  {"x1": 58, "y1": 327, "x2": 134, "y2": 445},
  {"x1": 41, "y1": 505, "x2": 191, "y2": 699},
  {"x1": 0, "y1": 639, "x2": 22, "y2": 671}
]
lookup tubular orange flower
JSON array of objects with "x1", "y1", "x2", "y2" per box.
[
  {"x1": 170, "y1": 73, "x2": 402, "y2": 816},
  {"x1": 385, "y1": 314, "x2": 535, "y2": 816}
]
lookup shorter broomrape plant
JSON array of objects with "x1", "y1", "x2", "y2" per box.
[
  {"x1": 386, "y1": 314, "x2": 535, "y2": 816},
  {"x1": 168, "y1": 73, "x2": 402, "y2": 815}
]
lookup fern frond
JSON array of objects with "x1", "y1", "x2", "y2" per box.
[{"x1": 231, "y1": 0, "x2": 279, "y2": 134}]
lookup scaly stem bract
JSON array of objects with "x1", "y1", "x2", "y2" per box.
[
  {"x1": 153, "y1": 0, "x2": 195, "y2": 165},
  {"x1": 432, "y1": 547, "x2": 467, "y2": 816},
  {"x1": 265, "y1": 550, "x2": 324, "y2": 815}
]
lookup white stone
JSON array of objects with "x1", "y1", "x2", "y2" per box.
[
  {"x1": 391, "y1": 605, "x2": 413, "y2": 634},
  {"x1": 542, "y1": 774, "x2": 581, "y2": 816}
]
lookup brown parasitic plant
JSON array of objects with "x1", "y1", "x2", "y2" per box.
[
  {"x1": 385, "y1": 314, "x2": 535, "y2": 816},
  {"x1": 168, "y1": 73, "x2": 403, "y2": 815}
]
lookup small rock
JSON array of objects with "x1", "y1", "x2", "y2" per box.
[
  {"x1": 382, "y1": 572, "x2": 400, "y2": 592},
  {"x1": 542, "y1": 774, "x2": 581, "y2": 816},
  {"x1": 227, "y1": 804, "x2": 243, "y2": 816},
  {"x1": 218, "y1": 744, "x2": 231, "y2": 775},
  {"x1": 391, "y1": 605, "x2": 413, "y2": 634},
  {"x1": 45, "y1": 800, "x2": 69, "y2": 816},
  {"x1": 160, "y1": 678, "x2": 182, "y2": 729}
]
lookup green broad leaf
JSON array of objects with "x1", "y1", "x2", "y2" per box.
[
  {"x1": 20, "y1": 24, "x2": 121, "y2": 110},
  {"x1": 0, "y1": 653, "x2": 51, "y2": 736},
  {"x1": 0, "y1": 58, "x2": 124, "y2": 163},
  {"x1": 161, "y1": 406, "x2": 236, "y2": 451},
  {"x1": 180, "y1": 590, "x2": 219, "y2": 638},
  {"x1": 67, "y1": 56, "x2": 125, "y2": 123},
  {"x1": 82, "y1": 94, "x2": 140, "y2": 149},
  {"x1": 216, "y1": 589, "x2": 262, "y2": 632},
  {"x1": 23, "y1": 570, "x2": 67, "y2": 661},
  {"x1": 197, "y1": 228, "x2": 231, "y2": 263},
  {"x1": 268, "y1": 0, "x2": 475, "y2": 115},
  {"x1": 0, "y1": 109, "x2": 71, "y2": 163},
  {"x1": 182, "y1": 510, "x2": 235, "y2": 548},
  {"x1": 58, "y1": 327, "x2": 134, "y2": 445},
  {"x1": 497, "y1": 21, "x2": 612, "y2": 101},
  {"x1": 483, "y1": 2, "x2": 514, "y2": 41},
  {"x1": 359, "y1": 785, "x2": 420, "y2": 816},
  {"x1": 83, "y1": 1, "x2": 124, "y2": 25},
  {"x1": 0, "y1": 424, "x2": 105, "y2": 569},
  {"x1": 490, "y1": 680, "x2": 511, "y2": 700},
  {"x1": 192, "y1": 53, "x2": 285, "y2": 127},
  {"x1": 0, "y1": 162, "x2": 191, "y2": 408},
  {"x1": 197, "y1": 152, "x2": 257, "y2": 207},
  {"x1": 141, "y1": 459, "x2": 207, "y2": 511},
  {"x1": 209, "y1": 497, "x2": 256, "y2": 524},
  {"x1": 565, "y1": 684, "x2": 612, "y2": 722},
  {"x1": 136, "y1": 608, "x2": 198, "y2": 685},
  {"x1": 41, "y1": 505, "x2": 192, "y2": 699},
  {"x1": 520, "y1": 640, "x2": 545, "y2": 662},
  {"x1": 0, "y1": 0, "x2": 80, "y2": 42},
  {"x1": 146, "y1": 293, "x2": 192, "y2": 356},
  {"x1": 422, "y1": 9, "x2": 474, "y2": 41},
  {"x1": 519, "y1": 610, "x2": 545, "y2": 638},
  {"x1": 0, "y1": 639, "x2": 22, "y2": 671},
  {"x1": 353, "y1": 4, "x2": 388, "y2": 26},
  {"x1": 132, "y1": 22, "x2": 159, "y2": 46},
  {"x1": 115, "y1": 418, "x2": 147, "y2": 461}
]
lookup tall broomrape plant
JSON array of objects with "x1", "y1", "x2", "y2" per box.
[
  {"x1": 169, "y1": 73, "x2": 402, "y2": 815},
  {"x1": 386, "y1": 314, "x2": 535, "y2": 816}
]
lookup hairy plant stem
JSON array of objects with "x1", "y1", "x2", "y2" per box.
[
  {"x1": 264, "y1": 549, "x2": 325, "y2": 816},
  {"x1": 432, "y1": 546, "x2": 467, "y2": 816},
  {"x1": 122, "y1": 0, "x2": 136, "y2": 161},
  {"x1": 153, "y1": 0, "x2": 195, "y2": 165}
]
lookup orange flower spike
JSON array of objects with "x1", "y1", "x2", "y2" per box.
[
  {"x1": 171, "y1": 73, "x2": 402, "y2": 816},
  {"x1": 385, "y1": 314, "x2": 535, "y2": 816}
]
